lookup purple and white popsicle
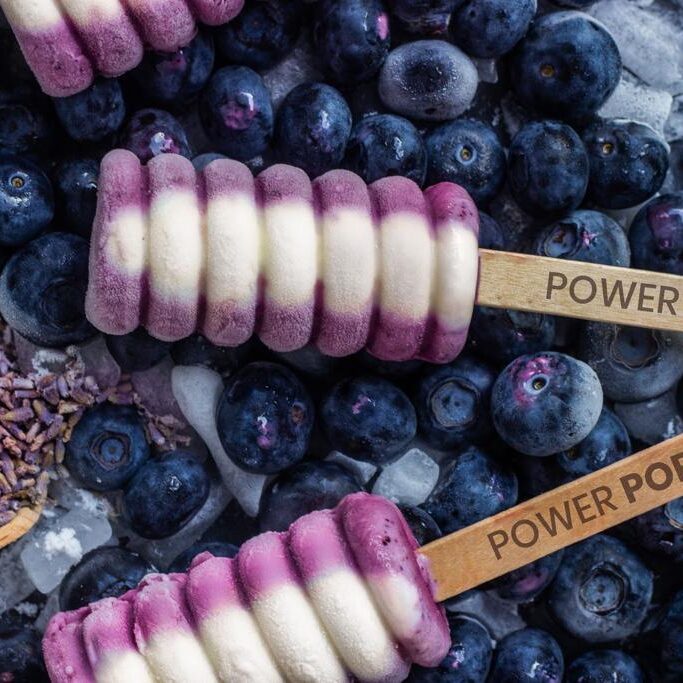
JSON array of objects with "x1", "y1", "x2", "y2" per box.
[
  {"x1": 43, "y1": 493, "x2": 451, "y2": 683},
  {"x1": 85, "y1": 150, "x2": 480, "y2": 364},
  {"x1": 0, "y1": 0, "x2": 244, "y2": 97}
]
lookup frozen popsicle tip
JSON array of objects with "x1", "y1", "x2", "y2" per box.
[
  {"x1": 0, "y1": 0, "x2": 245, "y2": 97},
  {"x1": 87, "y1": 151, "x2": 480, "y2": 364}
]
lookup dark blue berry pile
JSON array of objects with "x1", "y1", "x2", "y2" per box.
[{"x1": 0, "y1": 1, "x2": 681, "y2": 681}]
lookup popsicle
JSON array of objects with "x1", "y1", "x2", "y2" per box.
[
  {"x1": 43, "y1": 435, "x2": 683, "y2": 682},
  {"x1": 86, "y1": 150, "x2": 683, "y2": 368},
  {"x1": 0, "y1": 0, "x2": 244, "y2": 97}
]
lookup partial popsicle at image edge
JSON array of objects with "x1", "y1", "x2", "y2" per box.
[
  {"x1": 41, "y1": 433, "x2": 683, "y2": 682},
  {"x1": 0, "y1": 0, "x2": 245, "y2": 97}
]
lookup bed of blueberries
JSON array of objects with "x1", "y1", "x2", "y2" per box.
[{"x1": 0, "y1": 0, "x2": 683, "y2": 680}]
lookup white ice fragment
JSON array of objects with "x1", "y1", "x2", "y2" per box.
[
  {"x1": 599, "y1": 76, "x2": 673, "y2": 137},
  {"x1": 21, "y1": 507, "x2": 111, "y2": 594},
  {"x1": 473, "y1": 58, "x2": 498, "y2": 84},
  {"x1": 372, "y1": 448, "x2": 440, "y2": 506},
  {"x1": 326, "y1": 451, "x2": 378, "y2": 485},
  {"x1": 172, "y1": 365, "x2": 268, "y2": 517},
  {"x1": 589, "y1": 0, "x2": 683, "y2": 91}
]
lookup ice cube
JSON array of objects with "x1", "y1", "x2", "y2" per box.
[
  {"x1": 172, "y1": 365, "x2": 268, "y2": 517},
  {"x1": 20, "y1": 505, "x2": 111, "y2": 594},
  {"x1": 13, "y1": 332, "x2": 69, "y2": 377},
  {"x1": 589, "y1": 0, "x2": 683, "y2": 91},
  {"x1": 372, "y1": 448, "x2": 440, "y2": 506},
  {"x1": 326, "y1": 451, "x2": 378, "y2": 485},
  {"x1": 116, "y1": 475, "x2": 231, "y2": 570},
  {"x1": 599, "y1": 75, "x2": 673, "y2": 138},
  {"x1": 666, "y1": 93, "x2": 683, "y2": 141},
  {"x1": 263, "y1": 36, "x2": 324, "y2": 111},
  {"x1": 35, "y1": 590, "x2": 60, "y2": 633},
  {"x1": 473, "y1": 58, "x2": 498, "y2": 85},
  {"x1": 446, "y1": 590, "x2": 526, "y2": 641}
]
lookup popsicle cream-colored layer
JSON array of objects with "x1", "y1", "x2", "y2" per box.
[
  {"x1": 86, "y1": 150, "x2": 479, "y2": 363},
  {"x1": 0, "y1": 0, "x2": 244, "y2": 96}
]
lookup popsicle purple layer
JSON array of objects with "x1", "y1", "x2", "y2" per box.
[
  {"x1": 44, "y1": 493, "x2": 451, "y2": 683},
  {"x1": 0, "y1": 0, "x2": 245, "y2": 97},
  {"x1": 86, "y1": 151, "x2": 480, "y2": 363}
]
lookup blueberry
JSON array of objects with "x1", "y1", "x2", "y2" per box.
[
  {"x1": 53, "y1": 158, "x2": 98, "y2": 239},
  {"x1": 58, "y1": 547, "x2": 155, "y2": 611},
  {"x1": 274, "y1": 83, "x2": 352, "y2": 178},
  {"x1": 120, "y1": 108, "x2": 192, "y2": 163},
  {"x1": 578, "y1": 322, "x2": 683, "y2": 403},
  {"x1": 508, "y1": 11, "x2": 621, "y2": 123},
  {"x1": 469, "y1": 308, "x2": 556, "y2": 365},
  {"x1": 386, "y1": 0, "x2": 466, "y2": 35},
  {"x1": 344, "y1": 113, "x2": 427, "y2": 185},
  {"x1": 507, "y1": 121, "x2": 589, "y2": 218},
  {"x1": 356, "y1": 350, "x2": 424, "y2": 379},
  {"x1": 548, "y1": 534, "x2": 653, "y2": 642},
  {"x1": 451, "y1": 0, "x2": 537, "y2": 59},
  {"x1": 514, "y1": 452, "x2": 572, "y2": 500},
  {"x1": 659, "y1": 591, "x2": 683, "y2": 679},
  {"x1": 583, "y1": 120, "x2": 669, "y2": 210},
  {"x1": 199, "y1": 66, "x2": 273, "y2": 161},
  {"x1": 0, "y1": 232, "x2": 95, "y2": 347},
  {"x1": 53, "y1": 78, "x2": 126, "y2": 142},
  {"x1": 557, "y1": 407, "x2": 631, "y2": 477},
  {"x1": 274, "y1": 345, "x2": 343, "y2": 380},
  {"x1": 168, "y1": 541, "x2": 239, "y2": 573},
  {"x1": 398, "y1": 505, "x2": 442, "y2": 545},
  {"x1": 425, "y1": 119, "x2": 505, "y2": 205},
  {"x1": 321, "y1": 375, "x2": 416, "y2": 465},
  {"x1": 171, "y1": 334, "x2": 246, "y2": 374},
  {"x1": 0, "y1": 153, "x2": 53, "y2": 247},
  {"x1": 628, "y1": 498, "x2": 683, "y2": 563},
  {"x1": 105, "y1": 328, "x2": 172, "y2": 373},
  {"x1": 614, "y1": 388, "x2": 683, "y2": 447},
  {"x1": 129, "y1": 29, "x2": 215, "y2": 107},
  {"x1": 566, "y1": 650, "x2": 645, "y2": 683},
  {"x1": 492, "y1": 352, "x2": 603, "y2": 457},
  {"x1": 414, "y1": 355, "x2": 496, "y2": 450},
  {"x1": 423, "y1": 446, "x2": 518, "y2": 534},
  {"x1": 488, "y1": 551, "x2": 564, "y2": 604},
  {"x1": 215, "y1": 0, "x2": 301, "y2": 71},
  {"x1": 216, "y1": 362, "x2": 314, "y2": 474},
  {"x1": 123, "y1": 451, "x2": 211, "y2": 539},
  {"x1": 0, "y1": 622, "x2": 47, "y2": 682},
  {"x1": 409, "y1": 614, "x2": 493, "y2": 681},
  {"x1": 488, "y1": 628, "x2": 564, "y2": 683},
  {"x1": 202, "y1": 498, "x2": 260, "y2": 546},
  {"x1": 259, "y1": 461, "x2": 361, "y2": 532},
  {"x1": 379, "y1": 40, "x2": 478, "y2": 121},
  {"x1": 533, "y1": 210, "x2": 630, "y2": 268},
  {"x1": 478, "y1": 212, "x2": 507, "y2": 250},
  {"x1": 550, "y1": 0, "x2": 596, "y2": 6},
  {"x1": 66, "y1": 403, "x2": 150, "y2": 492},
  {"x1": 313, "y1": 0, "x2": 391, "y2": 85},
  {"x1": 0, "y1": 91, "x2": 56, "y2": 157},
  {"x1": 629, "y1": 192, "x2": 683, "y2": 276}
]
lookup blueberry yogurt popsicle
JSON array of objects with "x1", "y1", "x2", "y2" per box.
[
  {"x1": 0, "y1": 0, "x2": 245, "y2": 97},
  {"x1": 85, "y1": 150, "x2": 480, "y2": 364},
  {"x1": 43, "y1": 493, "x2": 450, "y2": 682}
]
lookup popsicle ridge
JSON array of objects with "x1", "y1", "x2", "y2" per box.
[
  {"x1": 43, "y1": 493, "x2": 450, "y2": 683},
  {"x1": 85, "y1": 150, "x2": 480, "y2": 363},
  {"x1": 0, "y1": 0, "x2": 245, "y2": 97}
]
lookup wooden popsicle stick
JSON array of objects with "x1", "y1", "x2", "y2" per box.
[
  {"x1": 420, "y1": 433, "x2": 683, "y2": 602},
  {"x1": 477, "y1": 249, "x2": 683, "y2": 332},
  {"x1": 0, "y1": 505, "x2": 42, "y2": 550}
]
